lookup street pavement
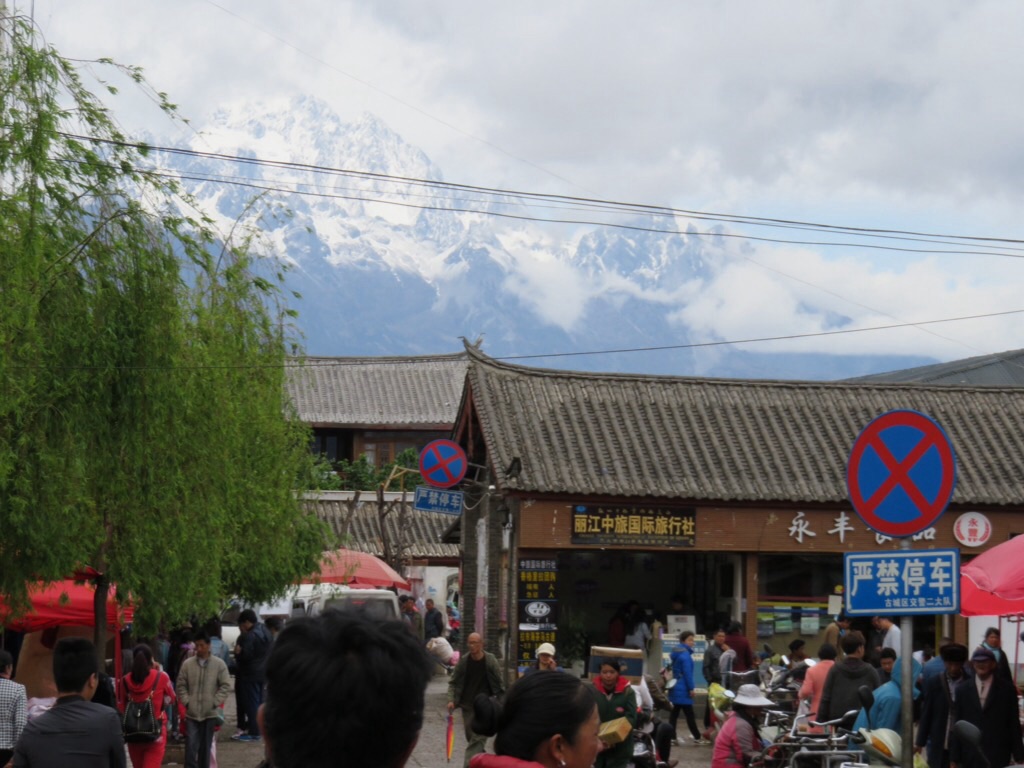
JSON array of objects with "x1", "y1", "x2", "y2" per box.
[{"x1": 201, "y1": 671, "x2": 715, "y2": 768}]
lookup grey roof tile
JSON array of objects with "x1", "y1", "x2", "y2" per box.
[
  {"x1": 307, "y1": 498, "x2": 460, "y2": 560},
  {"x1": 286, "y1": 353, "x2": 468, "y2": 426},
  {"x1": 463, "y1": 347, "x2": 1024, "y2": 505},
  {"x1": 847, "y1": 348, "x2": 1024, "y2": 387}
]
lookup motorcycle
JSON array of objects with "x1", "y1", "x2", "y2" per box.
[
  {"x1": 629, "y1": 707, "x2": 676, "y2": 768},
  {"x1": 760, "y1": 644, "x2": 816, "y2": 713},
  {"x1": 703, "y1": 682, "x2": 735, "y2": 743}
]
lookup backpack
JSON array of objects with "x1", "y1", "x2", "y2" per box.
[{"x1": 122, "y1": 675, "x2": 161, "y2": 743}]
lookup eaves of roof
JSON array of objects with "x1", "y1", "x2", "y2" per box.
[
  {"x1": 286, "y1": 353, "x2": 469, "y2": 426},
  {"x1": 307, "y1": 498, "x2": 460, "y2": 560},
  {"x1": 846, "y1": 348, "x2": 1024, "y2": 387},
  {"x1": 461, "y1": 346, "x2": 1024, "y2": 506}
]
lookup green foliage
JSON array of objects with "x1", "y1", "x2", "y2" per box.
[
  {"x1": 334, "y1": 448, "x2": 423, "y2": 491},
  {"x1": 558, "y1": 608, "x2": 590, "y2": 666},
  {"x1": 0, "y1": 17, "x2": 326, "y2": 631}
]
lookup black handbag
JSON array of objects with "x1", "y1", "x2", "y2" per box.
[{"x1": 123, "y1": 675, "x2": 162, "y2": 743}]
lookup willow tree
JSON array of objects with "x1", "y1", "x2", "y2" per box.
[{"x1": 0, "y1": 15, "x2": 327, "y2": 645}]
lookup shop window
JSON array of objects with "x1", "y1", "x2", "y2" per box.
[
  {"x1": 359, "y1": 430, "x2": 447, "y2": 468},
  {"x1": 756, "y1": 554, "x2": 843, "y2": 644}
]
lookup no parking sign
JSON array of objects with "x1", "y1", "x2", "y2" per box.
[
  {"x1": 846, "y1": 409, "x2": 957, "y2": 538},
  {"x1": 418, "y1": 439, "x2": 468, "y2": 489}
]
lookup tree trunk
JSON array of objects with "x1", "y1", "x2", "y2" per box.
[{"x1": 93, "y1": 574, "x2": 108, "y2": 670}]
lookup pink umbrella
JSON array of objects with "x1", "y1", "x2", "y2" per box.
[
  {"x1": 960, "y1": 535, "x2": 1024, "y2": 616},
  {"x1": 314, "y1": 548, "x2": 410, "y2": 590}
]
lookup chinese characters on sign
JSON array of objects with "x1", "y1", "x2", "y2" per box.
[
  {"x1": 844, "y1": 550, "x2": 960, "y2": 615},
  {"x1": 571, "y1": 505, "x2": 696, "y2": 547},
  {"x1": 518, "y1": 559, "x2": 558, "y2": 662},
  {"x1": 413, "y1": 485, "x2": 464, "y2": 515},
  {"x1": 787, "y1": 509, "x2": 936, "y2": 546}
]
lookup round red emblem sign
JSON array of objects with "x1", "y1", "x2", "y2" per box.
[{"x1": 952, "y1": 511, "x2": 992, "y2": 548}]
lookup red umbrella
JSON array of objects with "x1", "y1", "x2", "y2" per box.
[
  {"x1": 960, "y1": 536, "x2": 1024, "y2": 616},
  {"x1": 314, "y1": 548, "x2": 410, "y2": 590}
]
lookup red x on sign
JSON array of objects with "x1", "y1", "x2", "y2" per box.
[
  {"x1": 846, "y1": 409, "x2": 957, "y2": 537},
  {"x1": 418, "y1": 439, "x2": 468, "y2": 489}
]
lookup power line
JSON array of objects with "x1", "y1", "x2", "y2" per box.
[
  {"x1": 8, "y1": 308, "x2": 1022, "y2": 371},
  {"x1": 46, "y1": 134, "x2": 1024, "y2": 366},
  {"x1": 58, "y1": 132, "x2": 1024, "y2": 258}
]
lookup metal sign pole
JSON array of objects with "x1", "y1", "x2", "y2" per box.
[{"x1": 900, "y1": 538, "x2": 913, "y2": 768}]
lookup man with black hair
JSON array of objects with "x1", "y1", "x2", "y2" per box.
[
  {"x1": 259, "y1": 609, "x2": 432, "y2": 768},
  {"x1": 916, "y1": 642, "x2": 968, "y2": 768},
  {"x1": 822, "y1": 614, "x2": 850, "y2": 660},
  {"x1": 724, "y1": 621, "x2": 755, "y2": 673},
  {"x1": 424, "y1": 598, "x2": 445, "y2": 643},
  {"x1": 878, "y1": 647, "x2": 897, "y2": 683},
  {"x1": 13, "y1": 637, "x2": 125, "y2": 768},
  {"x1": 177, "y1": 631, "x2": 230, "y2": 768},
  {"x1": 817, "y1": 630, "x2": 880, "y2": 723},
  {"x1": 234, "y1": 608, "x2": 271, "y2": 743}
]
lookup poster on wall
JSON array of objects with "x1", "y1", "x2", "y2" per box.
[
  {"x1": 665, "y1": 615, "x2": 697, "y2": 637},
  {"x1": 518, "y1": 558, "x2": 558, "y2": 665},
  {"x1": 571, "y1": 505, "x2": 696, "y2": 547}
]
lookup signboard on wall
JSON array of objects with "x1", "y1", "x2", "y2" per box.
[
  {"x1": 571, "y1": 505, "x2": 696, "y2": 547},
  {"x1": 517, "y1": 558, "x2": 558, "y2": 664},
  {"x1": 844, "y1": 549, "x2": 960, "y2": 615}
]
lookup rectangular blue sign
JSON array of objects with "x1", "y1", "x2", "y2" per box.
[
  {"x1": 413, "y1": 485, "x2": 463, "y2": 515},
  {"x1": 844, "y1": 549, "x2": 960, "y2": 616}
]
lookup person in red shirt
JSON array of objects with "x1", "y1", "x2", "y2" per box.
[
  {"x1": 123, "y1": 644, "x2": 176, "y2": 768},
  {"x1": 724, "y1": 622, "x2": 755, "y2": 673}
]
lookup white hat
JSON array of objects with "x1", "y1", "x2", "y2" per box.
[
  {"x1": 733, "y1": 684, "x2": 773, "y2": 707},
  {"x1": 536, "y1": 642, "x2": 556, "y2": 657}
]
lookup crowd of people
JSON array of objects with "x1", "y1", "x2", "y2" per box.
[
  {"x1": 2, "y1": 604, "x2": 1023, "y2": 768},
  {"x1": 0, "y1": 609, "x2": 434, "y2": 768},
  {"x1": 793, "y1": 619, "x2": 1023, "y2": 768}
]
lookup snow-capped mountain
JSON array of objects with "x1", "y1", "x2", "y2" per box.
[{"x1": 164, "y1": 96, "x2": 930, "y2": 378}]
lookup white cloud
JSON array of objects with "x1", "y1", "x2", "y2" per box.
[{"x1": 24, "y1": 0, "x2": 1024, "y2": 364}]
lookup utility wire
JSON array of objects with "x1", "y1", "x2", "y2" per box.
[
  {"x1": 71, "y1": 154, "x2": 1024, "y2": 261},
  {"x1": 496, "y1": 309, "x2": 1024, "y2": 361},
  {"x1": 49, "y1": 136, "x2": 1024, "y2": 367},
  {"x1": 58, "y1": 132, "x2": 1024, "y2": 256},
  {"x1": 8, "y1": 308, "x2": 1022, "y2": 371}
]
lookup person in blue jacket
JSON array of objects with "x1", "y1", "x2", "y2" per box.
[
  {"x1": 669, "y1": 631, "x2": 708, "y2": 745},
  {"x1": 853, "y1": 655, "x2": 922, "y2": 733}
]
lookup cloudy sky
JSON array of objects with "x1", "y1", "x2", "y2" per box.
[{"x1": 22, "y1": 1, "x2": 1024, "y2": 365}]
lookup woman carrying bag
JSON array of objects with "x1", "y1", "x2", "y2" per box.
[{"x1": 122, "y1": 644, "x2": 176, "y2": 768}]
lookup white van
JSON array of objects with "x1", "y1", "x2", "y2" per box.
[
  {"x1": 220, "y1": 588, "x2": 315, "y2": 649},
  {"x1": 305, "y1": 585, "x2": 400, "y2": 622},
  {"x1": 220, "y1": 585, "x2": 401, "y2": 649}
]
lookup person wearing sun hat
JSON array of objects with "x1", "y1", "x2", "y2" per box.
[
  {"x1": 711, "y1": 684, "x2": 773, "y2": 768},
  {"x1": 523, "y1": 643, "x2": 563, "y2": 675}
]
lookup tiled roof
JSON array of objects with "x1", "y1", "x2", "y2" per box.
[
  {"x1": 463, "y1": 347, "x2": 1024, "y2": 505},
  {"x1": 846, "y1": 348, "x2": 1024, "y2": 387},
  {"x1": 307, "y1": 497, "x2": 460, "y2": 560},
  {"x1": 286, "y1": 353, "x2": 469, "y2": 426}
]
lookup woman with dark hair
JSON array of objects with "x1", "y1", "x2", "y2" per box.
[
  {"x1": 623, "y1": 603, "x2": 651, "y2": 652},
  {"x1": 122, "y1": 643, "x2": 176, "y2": 768},
  {"x1": 592, "y1": 658, "x2": 637, "y2": 768},
  {"x1": 711, "y1": 684, "x2": 772, "y2": 768},
  {"x1": 668, "y1": 631, "x2": 706, "y2": 745},
  {"x1": 470, "y1": 671, "x2": 600, "y2": 768}
]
